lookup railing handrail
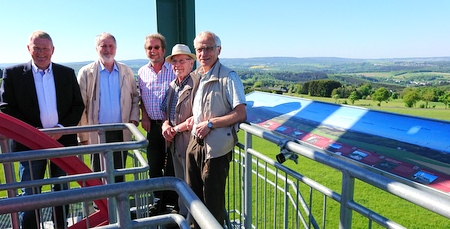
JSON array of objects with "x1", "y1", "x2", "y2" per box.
[
  {"x1": 0, "y1": 123, "x2": 147, "y2": 163},
  {"x1": 0, "y1": 177, "x2": 223, "y2": 229},
  {"x1": 239, "y1": 122, "x2": 450, "y2": 221},
  {"x1": 0, "y1": 123, "x2": 149, "y2": 193}
]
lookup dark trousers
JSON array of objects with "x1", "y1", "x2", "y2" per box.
[
  {"x1": 19, "y1": 160, "x2": 69, "y2": 229},
  {"x1": 92, "y1": 130, "x2": 127, "y2": 183},
  {"x1": 186, "y1": 136, "x2": 232, "y2": 228},
  {"x1": 146, "y1": 120, "x2": 177, "y2": 205}
]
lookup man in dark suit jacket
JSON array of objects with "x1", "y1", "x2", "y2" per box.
[{"x1": 0, "y1": 30, "x2": 84, "y2": 229}]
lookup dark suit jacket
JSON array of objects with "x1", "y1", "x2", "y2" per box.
[{"x1": 0, "y1": 61, "x2": 84, "y2": 151}]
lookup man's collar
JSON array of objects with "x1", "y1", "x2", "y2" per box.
[
  {"x1": 199, "y1": 59, "x2": 220, "y2": 76},
  {"x1": 32, "y1": 61, "x2": 52, "y2": 74},
  {"x1": 176, "y1": 74, "x2": 191, "y2": 87},
  {"x1": 99, "y1": 60, "x2": 118, "y2": 72},
  {"x1": 148, "y1": 61, "x2": 171, "y2": 72}
]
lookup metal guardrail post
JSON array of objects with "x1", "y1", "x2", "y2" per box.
[
  {"x1": 340, "y1": 171, "x2": 355, "y2": 229},
  {"x1": 115, "y1": 193, "x2": 132, "y2": 228},
  {"x1": 283, "y1": 173, "x2": 289, "y2": 229},
  {"x1": 98, "y1": 128, "x2": 118, "y2": 224},
  {"x1": 244, "y1": 128, "x2": 253, "y2": 229},
  {"x1": 0, "y1": 136, "x2": 19, "y2": 229}
]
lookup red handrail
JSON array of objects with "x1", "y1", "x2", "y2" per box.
[{"x1": 0, "y1": 112, "x2": 109, "y2": 228}]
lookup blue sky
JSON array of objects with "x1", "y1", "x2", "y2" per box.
[{"x1": 1, "y1": 0, "x2": 450, "y2": 64}]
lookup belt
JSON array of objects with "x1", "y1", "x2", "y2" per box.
[{"x1": 151, "y1": 119, "x2": 163, "y2": 125}]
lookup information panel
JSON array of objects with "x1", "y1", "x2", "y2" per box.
[{"x1": 246, "y1": 91, "x2": 450, "y2": 192}]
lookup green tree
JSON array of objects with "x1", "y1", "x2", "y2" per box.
[
  {"x1": 308, "y1": 80, "x2": 341, "y2": 97},
  {"x1": 300, "y1": 82, "x2": 309, "y2": 95},
  {"x1": 253, "y1": 80, "x2": 262, "y2": 88},
  {"x1": 438, "y1": 92, "x2": 450, "y2": 109},
  {"x1": 242, "y1": 78, "x2": 255, "y2": 86},
  {"x1": 331, "y1": 88, "x2": 340, "y2": 103},
  {"x1": 358, "y1": 83, "x2": 372, "y2": 98},
  {"x1": 372, "y1": 87, "x2": 390, "y2": 106},
  {"x1": 391, "y1": 92, "x2": 399, "y2": 100},
  {"x1": 294, "y1": 84, "x2": 302, "y2": 94},
  {"x1": 421, "y1": 88, "x2": 436, "y2": 108},
  {"x1": 348, "y1": 91, "x2": 360, "y2": 105},
  {"x1": 403, "y1": 90, "x2": 421, "y2": 108},
  {"x1": 332, "y1": 85, "x2": 351, "y2": 99}
]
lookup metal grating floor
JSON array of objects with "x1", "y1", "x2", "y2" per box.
[{"x1": 0, "y1": 204, "x2": 85, "y2": 229}]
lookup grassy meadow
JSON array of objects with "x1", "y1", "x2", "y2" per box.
[{"x1": 355, "y1": 71, "x2": 450, "y2": 84}]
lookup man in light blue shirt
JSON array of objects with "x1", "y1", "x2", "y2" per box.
[
  {"x1": 98, "y1": 63, "x2": 121, "y2": 124},
  {"x1": 77, "y1": 32, "x2": 140, "y2": 183}
]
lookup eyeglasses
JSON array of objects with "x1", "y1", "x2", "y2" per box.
[
  {"x1": 147, "y1": 45, "x2": 161, "y2": 50},
  {"x1": 171, "y1": 58, "x2": 192, "y2": 65},
  {"x1": 195, "y1": 46, "x2": 218, "y2": 53}
]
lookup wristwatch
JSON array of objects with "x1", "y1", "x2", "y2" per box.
[{"x1": 207, "y1": 120, "x2": 214, "y2": 129}]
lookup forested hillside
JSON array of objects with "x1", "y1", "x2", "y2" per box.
[
  {"x1": 2, "y1": 57, "x2": 450, "y2": 108},
  {"x1": 220, "y1": 57, "x2": 450, "y2": 109}
]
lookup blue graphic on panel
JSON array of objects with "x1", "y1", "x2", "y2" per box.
[{"x1": 245, "y1": 91, "x2": 450, "y2": 192}]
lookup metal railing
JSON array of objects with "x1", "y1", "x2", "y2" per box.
[
  {"x1": 0, "y1": 177, "x2": 221, "y2": 229},
  {"x1": 0, "y1": 123, "x2": 222, "y2": 229},
  {"x1": 2, "y1": 121, "x2": 450, "y2": 228},
  {"x1": 225, "y1": 123, "x2": 450, "y2": 229}
]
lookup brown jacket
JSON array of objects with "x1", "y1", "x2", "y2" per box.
[
  {"x1": 194, "y1": 62, "x2": 238, "y2": 158},
  {"x1": 77, "y1": 60, "x2": 140, "y2": 144},
  {"x1": 164, "y1": 73, "x2": 200, "y2": 158}
]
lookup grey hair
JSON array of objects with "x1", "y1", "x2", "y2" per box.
[
  {"x1": 29, "y1": 31, "x2": 53, "y2": 45},
  {"x1": 95, "y1": 32, "x2": 116, "y2": 46},
  {"x1": 194, "y1": 31, "x2": 221, "y2": 47}
]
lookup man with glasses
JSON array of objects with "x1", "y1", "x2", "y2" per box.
[
  {"x1": 186, "y1": 31, "x2": 247, "y2": 228},
  {"x1": 161, "y1": 44, "x2": 199, "y2": 218},
  {"x1": 138, "y1": 33, "x2": 177, "y2": 214}
]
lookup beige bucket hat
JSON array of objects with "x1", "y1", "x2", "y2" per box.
[{"x1": 165, "y1": 44, "x2": 197, "y2": 62}]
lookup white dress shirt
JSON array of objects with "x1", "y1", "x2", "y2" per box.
[{"x1": 32, "y1": 62, "x2": 58, "y2": 128}]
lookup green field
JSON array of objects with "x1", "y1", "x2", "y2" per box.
[{"x1": 355, "y1": 71, "x2": 450, "y2": 83}]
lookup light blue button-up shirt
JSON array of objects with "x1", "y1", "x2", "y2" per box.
[
  {"x1": 32, "y1": 62, "x2": 58, "y2": 128},
  {"x1": 98, "y1": 61, "x2": 122, "y2": 124}
]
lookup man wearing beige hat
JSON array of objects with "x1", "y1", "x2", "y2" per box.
[{"x1": 161, "y1": 44, "x2": 199, "y2": 217}]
